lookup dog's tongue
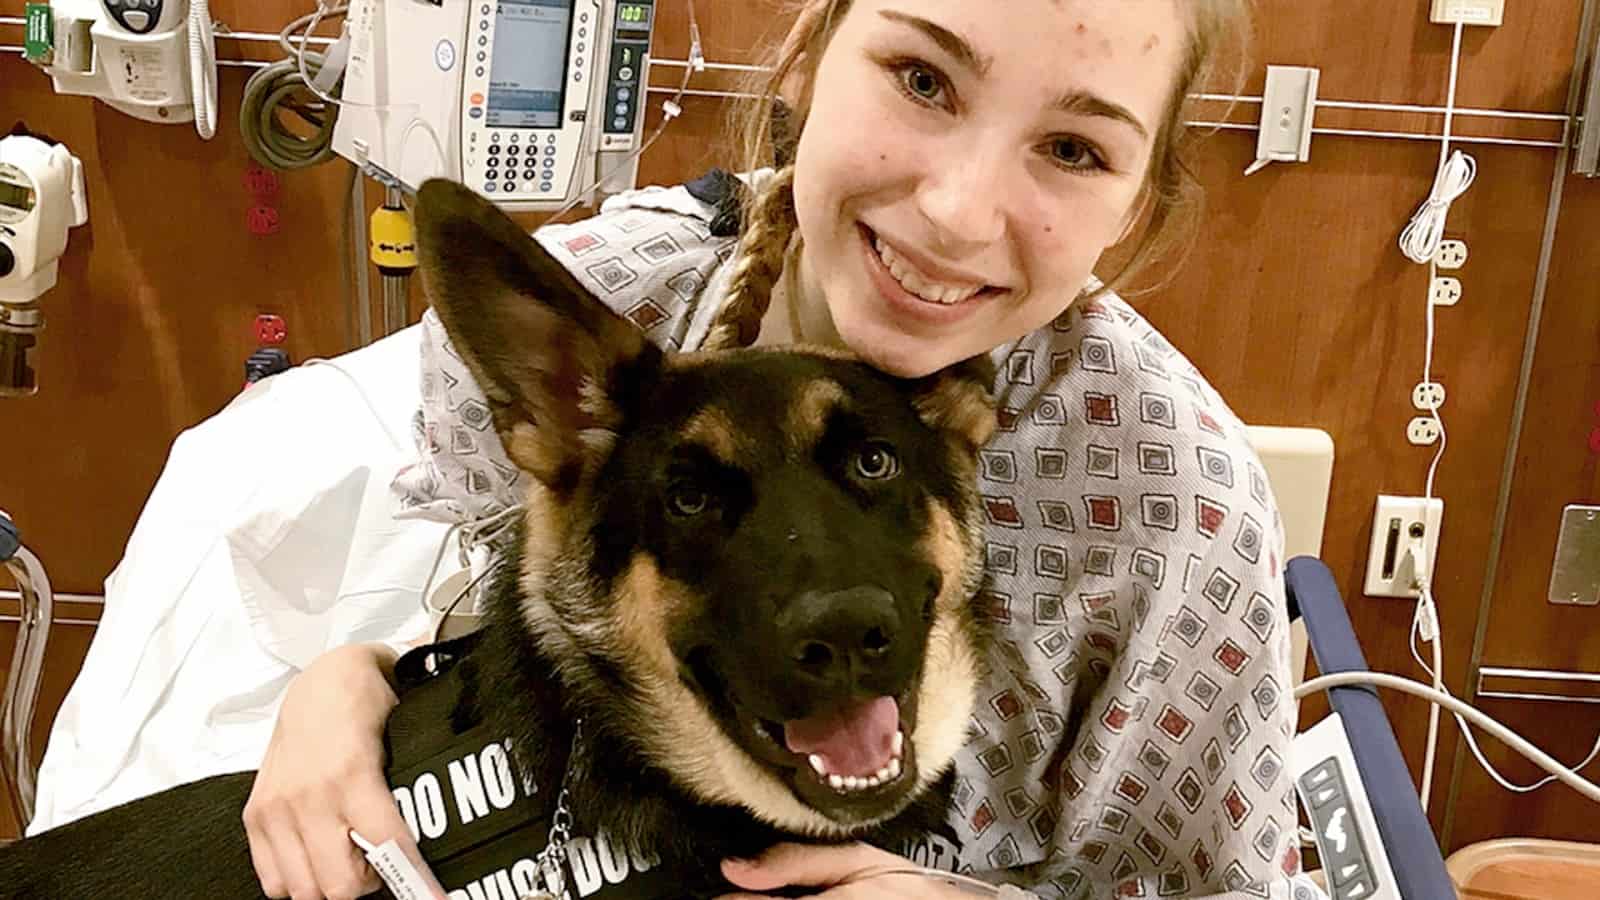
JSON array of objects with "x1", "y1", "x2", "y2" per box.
[{"x1": 783, "y1": 696, "x2": 899, "y2": 778}]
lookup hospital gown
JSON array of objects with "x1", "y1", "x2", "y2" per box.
[{"x1": 34, "y1": 174, "x2": 1325, "y2": 899}]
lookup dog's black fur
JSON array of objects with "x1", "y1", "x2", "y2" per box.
[{"x1": 0, "y1": 180, "x2": 998, "y2": 899}]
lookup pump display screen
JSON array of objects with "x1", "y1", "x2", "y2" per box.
[
  {"x1": 0, "y1": 180, "x2": 34, "y2": 213},
  {"x1": 486, "y1": 0, "x2": 575, "y2": 129},
  {"x1": 618, "y1": 3, "x2": 652, "y2": 27}
]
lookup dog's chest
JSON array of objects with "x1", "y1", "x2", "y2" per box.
[{"x1": 383, "y1": 639, "x2": 697, "y2": 899}]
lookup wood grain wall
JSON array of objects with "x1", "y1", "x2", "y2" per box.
[{"x1": 2, "y1": 0, "x2": 1598, "y2": 854}]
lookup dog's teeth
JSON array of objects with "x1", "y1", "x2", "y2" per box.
[
  {"x1": 829, "y1": 774, "x2": 844, "y2": 790},
  {"x1": 892, "y1": 730, "x2": 905, "y2": 758},
  {"x1": 809, "y1": 754, "x2": 828, "y2": 777},
  {"x1": 887, "y1": 757, "x2": 902, "y2": 780},
  {"x1": 875, "y1": 765, "x2": 891, "y2": 782}
]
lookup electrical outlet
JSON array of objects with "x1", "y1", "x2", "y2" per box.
[
  {"x1": 1435, "y1": 240, "x2": 1468, "y2": 269},
  {"x1": 1413, "y1": 382, "x2": 1446, "y2": 411},
  {"x1": 1365, "y1": 495, "x2": 1445, "y2": 598},
  {"x1": 1430, "y1": 276, "x2": 1462, "y2": 306},
  {"x1": 1430, "y1": 0, "x2": 1505, "y2": 26},
  {"x1": 1408, "y1": 416, "x2": 1441, "y2": 445}
]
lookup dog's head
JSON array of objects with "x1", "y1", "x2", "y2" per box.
[{"x1": 414, "y1": 180, "x2": 997, "y2": 837}]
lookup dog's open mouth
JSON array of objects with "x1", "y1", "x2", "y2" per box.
[
  {"x1": 687, "y1": 652, "x2": 923, "y2": 824},
  {"x1": 779, "y1": 696, "x2": 905, "y2": 791}
]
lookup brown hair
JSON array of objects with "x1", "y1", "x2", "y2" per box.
[{"x1": 703, "y1": 0, "x2": 1253, "y2": 351}]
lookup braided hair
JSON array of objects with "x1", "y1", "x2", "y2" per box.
[
  {"x1": 700, "y1": 0, "x2": 844, "y2": 352},
  {"x1": 701, "y1": 164, "x2": 799, "y2": 352}
]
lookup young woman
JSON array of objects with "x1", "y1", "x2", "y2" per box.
[{"x1": 52, "y1": 1, "x2": 1321, "y2": 897}]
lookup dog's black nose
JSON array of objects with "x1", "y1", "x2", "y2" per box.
[{"x1": 782, "y1": 586, "x2": 901, "y2": 687}]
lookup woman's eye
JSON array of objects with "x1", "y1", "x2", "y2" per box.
[
  {"x1": 668, "y1": 486, "x2": 709, "y2": 517},
  {"x1": 897, "y1": 63, "x2": 948, "y2": 105},
  {"x1": 854, "y1": 443, "x2": 901, "y2": 480},
  {"x1": 1050, "y1": 137, "x2": 1106, "y2": 172}
]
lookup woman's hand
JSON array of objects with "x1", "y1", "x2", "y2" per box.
[
  {"x1": 242, "y1": 641, "x2": 446, "y2": 900},
  {"x1": 717, "y1": 842, "x2": 981, "y2": 899}
]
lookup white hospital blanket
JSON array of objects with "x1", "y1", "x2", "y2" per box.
[{"x1": 29, "y1": 327, "x2": 449, "y2": 834}]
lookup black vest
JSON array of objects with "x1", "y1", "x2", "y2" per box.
[{"x1": 386, "y1": 635, "x2": 689, "y2": 900}]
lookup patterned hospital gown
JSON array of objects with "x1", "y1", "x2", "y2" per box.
[{"x1": 394, "y1": 173, "x2": 1325, "y2": 900}]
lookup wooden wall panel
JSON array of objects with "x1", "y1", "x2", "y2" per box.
[
  {"x1": 1480, "y1": 170, "x2": 1600, "y2": 678},
  {"x1": 1245, "y1": 1, "x2": 1581, "y2": 113},
  {"x1": 653, "y1": 0, "x2": 786, "y2": 60},
  {"x1": 1443, "y1": 166, "x2": 1600, "y2": 848},
  {"x1": 0, "y1": 51, "x2": 361, "y2": 593},
  {"x1": 3, "y1": 0, "x2": 1599, "y2": 853}
]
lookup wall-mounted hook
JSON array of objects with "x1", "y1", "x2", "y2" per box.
[{"x1": 1244, "y1": 66, "x2": 1321, "y2": 176}]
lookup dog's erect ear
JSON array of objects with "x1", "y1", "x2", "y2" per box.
[
  {"x1": 913, "y1": 354, "x2": 998, "y2": 451},
  {"x1": 413, "y1": 179, "x2": 660, "y2": 495}
]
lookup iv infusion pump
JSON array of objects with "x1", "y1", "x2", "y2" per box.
[{"x1": 332, "y1": 0, "x2": 658, "y2": 212}]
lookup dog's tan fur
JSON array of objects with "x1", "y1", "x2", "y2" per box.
[
  {"x1": 787, "y1": 378, "x2": 847, "y2": 453},
  {"x1": 682, "y1": 407, "x2": 750, "y2": 469}
]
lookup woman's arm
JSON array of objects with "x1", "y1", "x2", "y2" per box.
[{"x1": 242, "y1": 641, "x2": 446, "y2": 900}]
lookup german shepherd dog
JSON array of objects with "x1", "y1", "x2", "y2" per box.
[{"x1": 0, "y1": 180, "x2": 998, "y2": 898}]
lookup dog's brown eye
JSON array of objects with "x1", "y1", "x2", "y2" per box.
[
  {"x1": 854, "y1": 443, "x2": 900, "y2": 480},
  {"x1": 669, "y1": 486, "x2": 709, "y2": 517}
]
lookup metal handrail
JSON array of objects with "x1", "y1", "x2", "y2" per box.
[{"x1": 0, "y1": 513, "x2": 52, "y2": 829}]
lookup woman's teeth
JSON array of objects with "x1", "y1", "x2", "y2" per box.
[{"x1": 874, "y1": 237, "x2": 985, "y2": 306}]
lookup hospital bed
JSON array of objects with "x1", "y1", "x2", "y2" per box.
[
  {"x1": 1285, "y1": 556, "x2": 1457, "y2": 899},
  {"x1": 3, "y1": 419, "x2": 1458, "y2": 899}
]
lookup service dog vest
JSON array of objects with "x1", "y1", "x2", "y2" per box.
[{"x1": 385, "y1": 635, "x2": 690, "y2": 900}]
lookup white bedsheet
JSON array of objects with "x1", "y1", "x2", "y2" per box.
[{"x1": 29, "y1": 326, "x2": 451, "y2": 834}]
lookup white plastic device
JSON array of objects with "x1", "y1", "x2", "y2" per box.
[
  {"x1": 1292, "y1": 713, "x2": 1401, "y2": 900},
  {"x1": 0, "y1": 134, "x2": 89, "y2": 396},
  {"x1": 0, "y1": 135, "x2": 89, "y2": 305},
  {"x1": 1363, "y1": 496, "x2": 1443, "y2": 599},
  {"x1": 38, "y1": 0, "x2": 217, "y2": 139},
  {"x1": 1430, "y1": 0, "x2": 1505, "y2": 26},
  {"x1": 331, "y1": 0, "x2": 658, "y2": 211},
  {"x1": 1244, "y1": 65, "x2": 1320, "y2": 176}
]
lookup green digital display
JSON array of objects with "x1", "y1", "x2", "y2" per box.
[
  {"x1": 0, "y1": 180, "x2": 34, "y2": 213},
  {"x1": 619, "y1": 3, "x2": 649, "y2": 25}
]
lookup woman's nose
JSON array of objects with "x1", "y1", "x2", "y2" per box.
[{"x1": 914, "y1": 145, "x2": 1011, "y2": 254}]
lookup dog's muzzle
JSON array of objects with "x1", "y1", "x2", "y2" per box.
[
  {"x1": 684, "y1": 582, "x2": 932, "y2": 824},
  {"x1": 776, "y1": 586, "x2": 909, "y2": 783}
]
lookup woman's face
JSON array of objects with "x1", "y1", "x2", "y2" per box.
[{"x1": 790, "y1": 0, "x2": 1187, "y2": 377}]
